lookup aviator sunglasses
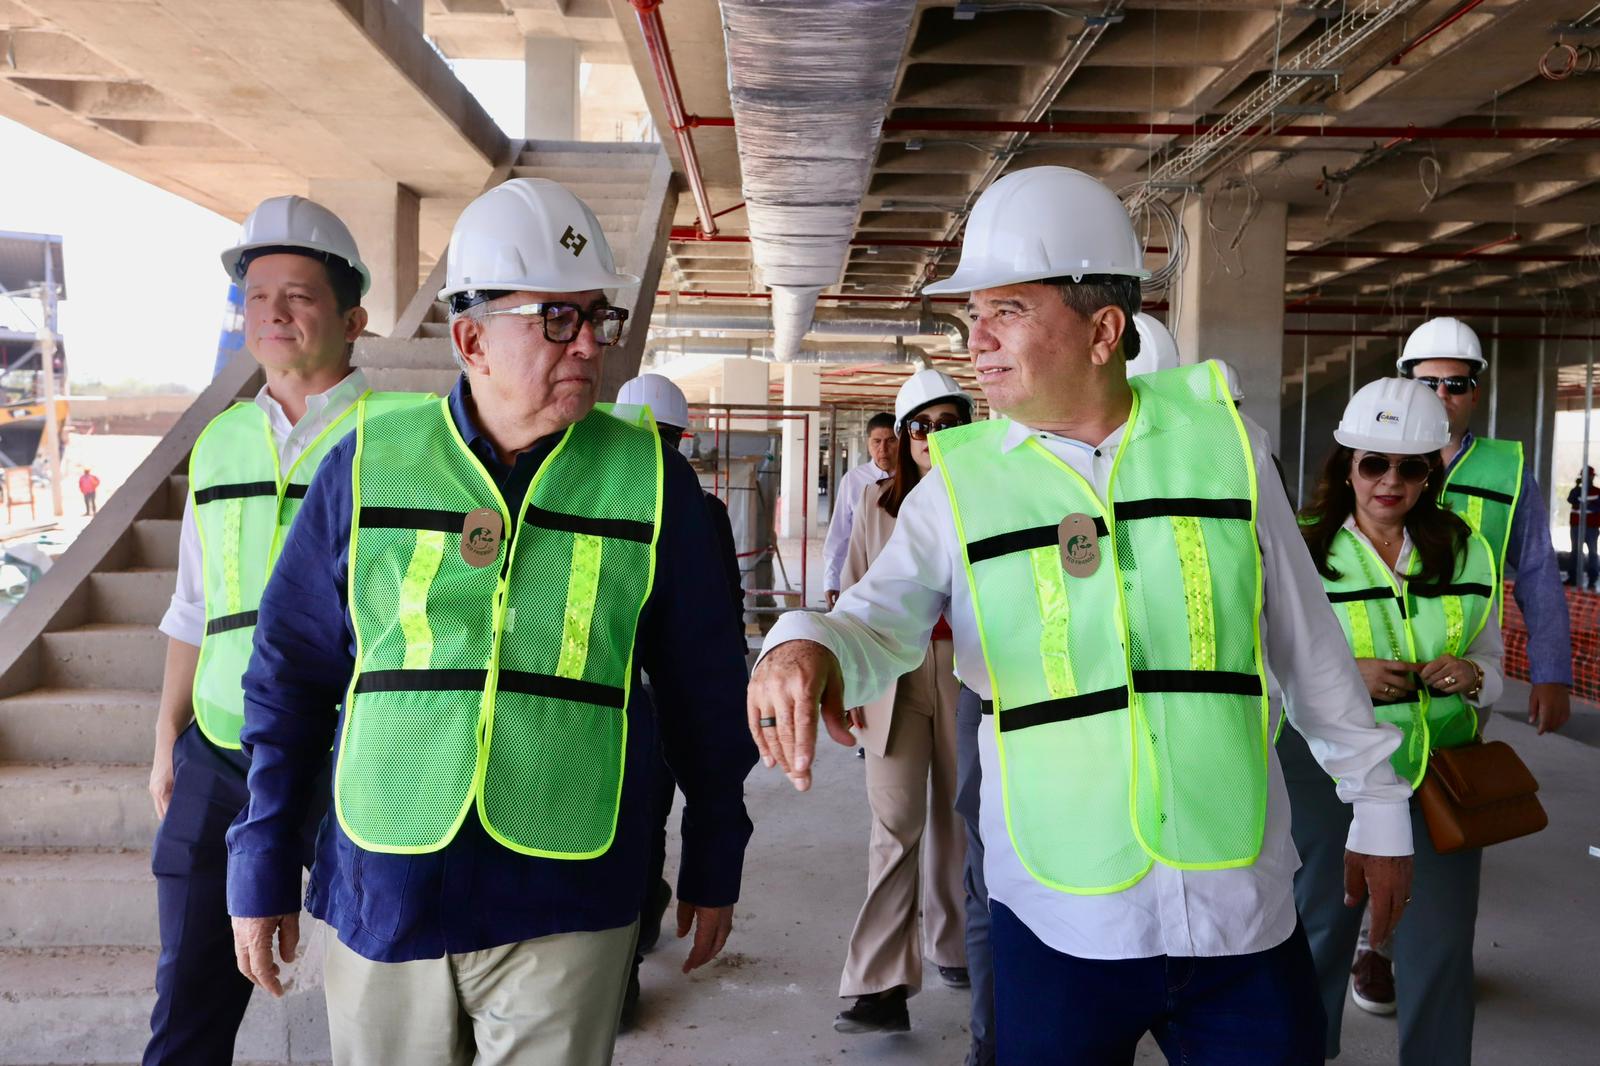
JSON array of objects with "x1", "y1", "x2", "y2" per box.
[
  {"x1": 903, "y1": 415, "x2": 966, "y2": 440},
  {"x1": 1355, "y1": 454, "x2": 1435, "y2": 484},
  {"x1": 1410, "y1": 374, "x2": 1477, "y2": 396}
]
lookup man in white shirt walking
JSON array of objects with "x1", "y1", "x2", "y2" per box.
[
  {"x1": 824, "y1": 412, "x2": 897, "y2": 606},
  {"x1": 747, "y1": 167, "x2": 1415, "y2": 1065}
]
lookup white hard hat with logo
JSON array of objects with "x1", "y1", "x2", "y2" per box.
[
  {"x1": 923, "y1": 167, "x2": 1149, "y2": 295},
  {"x1": 220, "y1": 195, "x2": 371, "y2": 295},
  {"x1": 1334, "y1": 377, "x2": 1450, "y2": 455},
  {"x1": 1397, "y1": 316, "x2": 1486, "y2": 374},
  {"x1": 616, "y1": 373, "x2": 689, "y2": 431},
  {"x1": 1208, "y1": 358, "x2": 1245, "y2": 403},
  {"x1": 895, "y1": 369, "x2": 974, "y2": 432},
  {"x1": 438, "y1": 178, "x2": 639, "y2": 306},
  {"x1": 1127, "y1": 313, "x2": 1180, "y2": 377}
]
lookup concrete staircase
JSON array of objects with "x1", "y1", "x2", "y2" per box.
[{"x1": 0, "y1": 139, "x2": 676, "y2": 1064}]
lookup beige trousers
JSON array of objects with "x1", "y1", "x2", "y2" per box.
[
  {"x1": 323, "y1": 921, "x2": 638, "y2": 1066},
  {"x1": 839, "y1": 638, "x2": 967, "y2": 997}
]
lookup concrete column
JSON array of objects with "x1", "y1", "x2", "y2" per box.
[
  {"x1": 1175, "y1": 196, "x2": 1288, "y2": 449},
  {"x1": 307, "y1": 179, "x2": 420, "y2": 337},
  {"x1": 525, "y1": 37, "x2": 581, "y2": 141},
  {"x1": 779, "y1": 364, "x2": 821, "y2": 539},
  {"x1": 719, "y1": 356, "x2": 768, "y2": 432}
]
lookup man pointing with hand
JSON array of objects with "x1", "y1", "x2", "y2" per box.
[{"x1": 748, "y1": 167, "x2": 1415, "y2": 1065}]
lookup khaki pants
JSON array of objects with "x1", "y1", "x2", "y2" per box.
[
  {"x1": 323, "y1": 921, "x2": 638, "y2": 1066},
  {"x1": 839, "y1": 639, "x2": 966, "y2": 997}
]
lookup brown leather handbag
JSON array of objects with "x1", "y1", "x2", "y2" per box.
[{"x1": 1416, "y1": 739, "x2": 1548, "y2": 854}]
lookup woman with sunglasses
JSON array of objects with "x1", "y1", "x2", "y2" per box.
[
  {"x1": 1280, "y1": 376, "x2": 1502, "y2": 1066},
  {"x1": 833, "y1": 369, "x2": 974, "y2": 1036}
]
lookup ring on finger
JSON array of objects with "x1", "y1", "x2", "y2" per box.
[
  {"x1": 758, "y1": 716, "x2": 778, "y2": 728},
  {"x1": 1443, "y1": 675, "x2": 1456, "y2": 687}
]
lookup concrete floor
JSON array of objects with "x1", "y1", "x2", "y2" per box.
[{"x1": 616, "y1": 678, "x2": 1600, "y2": 1066}]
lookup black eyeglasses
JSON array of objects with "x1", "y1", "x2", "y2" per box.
[
  {"x1": 475, "y1": 301, "x2": 630, "y2": 346},
  {"x1": 1355, "y1": 454, "x2": 1435, "y2": 484},
  {"x1": 1409, "y1": 374, "x2": 1477, "y2": 396},
  {"x1": 904, "y1": 416, "x2": 966, "y2": 441}
]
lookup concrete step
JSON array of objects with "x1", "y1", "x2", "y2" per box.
[
  {"x1": 40, "y1": 625, "x2": 166, "y2": 692},
  {"x1": 519, "y1": 149, "x2": 657, "y2": 171},
  {"x1": 0, "y1": 765, "x2": 153, "y2": 850},
  {"x1": 0, "y1": 850, "x2": 155, "y2": 948},
  {"x1": 0, "y1": 945, "x2": 331, "y2": 1064},
  {"x1": 86, "y1": 570, "x2": 175, "y2": 626},
  {"x1": 417, "y1": 320, "x2": 450, "y2": 339},
  {"x1": 0, "y1": 689, "x2": 157, "y2": 764},
  {"x1": 163, "y1": 474, "x2": 189, "y2": 519},
  {"x1": 361, "y1": 366, "x2": 459, "y2": 397},
  {"x1": 505, "y1": 172, "x2": 645, "y2": 201},
  {"x1": 128, "y1": 519, "x2": 180, "y2": 571}
]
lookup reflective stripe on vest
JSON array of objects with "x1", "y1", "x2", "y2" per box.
[
  {"x1": 189, "y1": 390, "x2": 429, "y2": 749},
  {"x1": 931, "y1": 362, "x2": 1269, "y2": 895},
  {"x1": 1441, "y1": 437, "x2": 1521, "y2": 622},
  {"x1": 336, "y1": 398, "x2": 663, "y2": 858},
  {"x1": 1321, "y1": 527, "x2": 1495, "y2": 785}
]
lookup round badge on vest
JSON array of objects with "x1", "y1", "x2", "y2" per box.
[
  {"x1": 1058, "y1": 513, "x2": 1100, "y2": 578},
  {"x1": 461, "y1": 508, "x2": 505, "y2": 567}
]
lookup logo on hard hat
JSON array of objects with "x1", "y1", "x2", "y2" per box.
[
  {"x1": 1375, "y1": 410, "x2": 1400, "y2": 426},
  {"x1": 560, "y1": 226, "x2": 588, "y2": 257}
]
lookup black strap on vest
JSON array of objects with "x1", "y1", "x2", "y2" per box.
[
  {"x1": 1326, "y1": 587, "x2": 1398, "y2": 604},
  {"x1": 1410, "y1": 582, "x2": 1495, "y2": 599},
  {"x1": 965, "y1": 498, "x2": 1250, "y2": 565},
  {"x1": 981, "y1": 670, "x2": 1262, "y2": 732},
  {"x1": 524, "y1": 506, "x2": 653, "y2": 545},
  {"x1": 194, "y1": 481, "x2": 277, "y2": 506},
  {"x1": 1446, "y1": 483, "x2": 1514, "y2": 506},
  {"x1": 358, "y1": 507, "x2": 468, "y2": 534},
  {"x1": 205, "y1": 610, "x2": 258, "y2": 636},
  {"x1": 354, "y1": 668, "x2": 625, "y2": 709}
]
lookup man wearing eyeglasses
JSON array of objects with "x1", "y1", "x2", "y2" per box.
[
  {"x1": 1397, "y1": 316, "x2": 1572, "y2": 739},
  {"x1": 224, "y1": 178, "x2": 755, "y2": 1065}
]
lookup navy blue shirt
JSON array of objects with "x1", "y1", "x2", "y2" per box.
[{"x1": 226, "y1": 379, "x2": 756, "y2": 962}]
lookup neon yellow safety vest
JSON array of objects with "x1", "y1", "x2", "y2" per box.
[
  {"x1": 335, "y1": 398, "x2": 663, "y2": 858},
  {"x1": 1441, "y1": 437, "x2": 1521, "y2": 619},
  {"x1": 1320, "y1": 526, "x2": 1495, "y2": 785},
  {"x1": 189, "y1": 389, "x2": 430, "y2": 749},
  {"x1": 930, "y1": 363, "x2": 1269, "y2": 896}
]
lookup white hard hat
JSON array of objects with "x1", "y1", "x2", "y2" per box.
[
  {"x1": 923, "y1": 167, "x2": 1149, "y2": 295},
  {"x1": 1397, "y1": 316, "x2": 1486, "y2": 374},
  {"x1": 1208, "y1": 357, "x2": 1245, "y2": 403},
  {"x1": 616, "y1": 373, "x2": 689, "y2": 431},
  {"x1": 221, "y1": 195, "x2": 370, "y2": 295},
  {"x1": 895, "y1": 368, "x2": 974, "y2": 432},
  {"x1": 438, "y1": 178, "x2": 639, "y2": 306},
  {"x1": 1126, "y1": 313, "x2": 1180, "y2": 377},
  {"x1": 1334, "y1": 377, "x2": 1450, "y2": 455}
]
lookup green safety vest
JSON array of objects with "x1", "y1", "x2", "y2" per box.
[
  {"x1": 1441, "y1": 437, "x2": 1521, "y2": 619},
  {"x1": 930, "y1": 362, "x2": 1269, "y2": 896},
  {"x1": 1320, "y1": 526, "x2": 1495, "y2": 785},
  {"x1": 189, "y1": 389, "x2": 429, "y2": 749},
  {"x1": 335, "y1": 397, "x2": 663, "y2": 858}
]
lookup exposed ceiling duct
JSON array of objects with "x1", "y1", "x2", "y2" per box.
[
  {"x1": 652, "y1": 304, "x2": 968, "y2": 352},
  {"x1": 645, "y1": 335, "x2": 927, "y2": 368},
  {"x1": 718, "y1": 0, "x2": 919, "y2": 360}
]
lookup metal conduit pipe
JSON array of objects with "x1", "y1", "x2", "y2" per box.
[
  {"x1": 644, "y1": 335, "x2": 927, "y2": 366},
  {"x1": 630, "y1": 0, "x2": 718, "y2": 237},
  {"x1": 651, "y1": 303, "x2": 968, "y2": 352}
]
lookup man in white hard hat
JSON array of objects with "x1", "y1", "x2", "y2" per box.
[
  {"x1": 143, "y1": 195, "x2": 428, "y2": 1065},
  {"x1": 747, "y1": 166, "x2": 1415, "y2": 1064},
  {"x1": 825, "y1": 412, "x2": 898, "y2": 606},
  {"x1": 612, "y1": 371, "x2": 746, "y2": 1031},
  {"x1": 226, "y1": 179, "x2": 755, "y2": 1065},
  {"x1": 1397, "y1": 315, "x2": 1571, "y2": 734}
]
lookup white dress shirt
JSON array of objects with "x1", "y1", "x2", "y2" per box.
[
  {"x1": 1337, "y1": 516, "x2": 1505, "y2": 709},
  {"x1": 823, "y1": 459, "x2": 894, "y2": 591},
  {"x1": 159, "y1": 370, "x2": 371, "y2": 647},
  {"x1": 764, "y1": 415, "x2": 1414, "y2": 960}
]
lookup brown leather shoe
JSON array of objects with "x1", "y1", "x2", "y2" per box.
[{"x1": 1351, "y1": 949, "x2": 1396, "y2": 1015}]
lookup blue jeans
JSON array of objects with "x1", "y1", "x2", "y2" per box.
[{"x1": 990, "y1": 901, "x2": 1325, "y2": 1066}]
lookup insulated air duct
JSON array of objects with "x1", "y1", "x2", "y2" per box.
[{"x1": 651, "y1": 304, "x2": 967, "y2": 352}]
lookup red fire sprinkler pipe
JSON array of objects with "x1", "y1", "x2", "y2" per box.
[{"x1": 631, "y1": 1, "x2": 718, "y2": 237}]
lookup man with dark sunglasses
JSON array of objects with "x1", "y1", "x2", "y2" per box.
[
  {"x1": 1397, "y1": 315, "x2": 1572, "y2": 738},
  {"x1": 225, "y1": 178, "x2": 755, "y2": 1065}
]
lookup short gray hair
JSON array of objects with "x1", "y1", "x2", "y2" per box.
[{"x1": 1042, "y1": 274, "x2": 1142, "y2": 361}]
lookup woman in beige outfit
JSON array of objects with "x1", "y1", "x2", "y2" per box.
[{"x1": 834, "y1": 370, "x2": 972, "y2": 1036}]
